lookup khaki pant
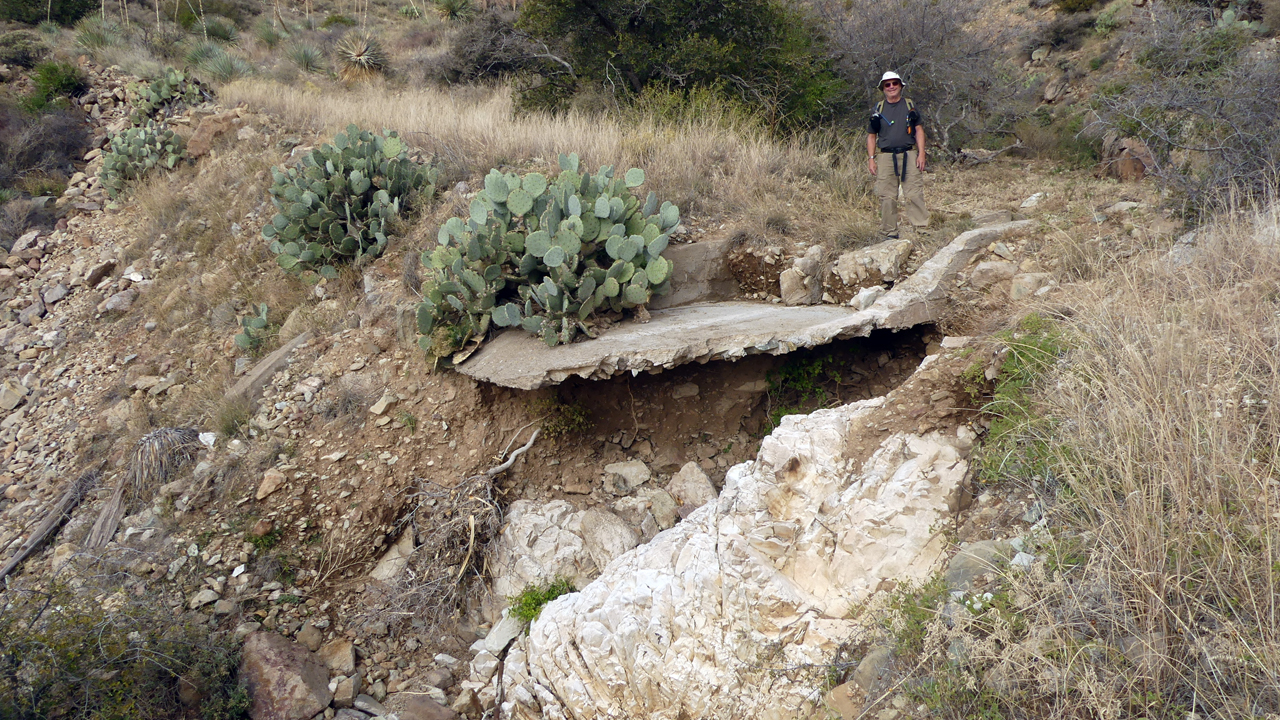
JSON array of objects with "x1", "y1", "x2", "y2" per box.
[{"x1": 874, "y1": 149, "x2": 928, "y2": 235}]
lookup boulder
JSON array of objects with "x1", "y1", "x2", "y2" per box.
[
  {"x1": 187, "y1": 112, "x2": 238, "y2": 158},
  {"x1": 256, "y1": 468, "x2": 286, "y2": 500},
  {"x1": 394, "y1": 695, "x2": 459, "y2": 720},
  {"x1": 318, "y1": 638, "x2": 357, "y2": 675},
  {"x1": 602, "y1": 459, "x2": 650, "y2": 495},
  {"x1": 240, "y1": 632, "x2": 334, "y2": 720},
  {"x1": 969, "y1": 261, "x2": 1016, "y2": 289},
  {"x1": 1010, "y1": 272, "x2": 1054, "y2": 300},
  {"x1": 579, "y1": 508, "x2": 639, "y2": 573},
  {"x1": 830, "y1": 238, "x2": 913, "y2": 290},
  {"x1": 488, "y1": 500, "x2": 596, "y2": 600},
  {"x1": 665, "y1": 461, "x2": 716, "y2": 509}
]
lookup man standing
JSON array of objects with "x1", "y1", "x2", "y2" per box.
[{"x1": 867, "y1": 71, "x2": 928, "y2": 239}]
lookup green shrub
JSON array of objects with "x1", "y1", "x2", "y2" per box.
[
  {"x1": 1053, "y1": 0, "x2": 1099, "y2": 12},
  {"x1": 515, "y1": 0, "x2": 843, "y2": 130},
  {"x1": 186, "y1": 41, "x2": 225, "y2": 66},
  {"x1": 130, "y1": 66, "x2": 204, "y2": 123},
  {"x1": 320, "y1": 13, "x2": 355, "y2": 28},
  {"x1": 22, "y1": 60, "x2": 86, "y2": 111},
  {"x1": 0, "y1": 583, "x2": 250, "y2": 720},
  {"x1": 99, "y1": 121, "x2": 186, "y2": 199},
  {"x1": 399, "y1": 4, "x2": 422, "y2": 17},
  {"x1": 973, "y1": 313, "x2": 1067, "y2": 486},
  {"x1": 0, "y1": 0, "x2": 95, "y2": 26},
  {"x1": 1094, "y1": 0, "x2": 1129, "y2": 36},
  {"x1": 264, "y1": 125, "x2": 437, "y2": 281},
  {"x1": 508, "y1": 577, "x2": 575, "y2": 625},
  {"x1": 253, "y1": 18, "x2": 286, "y2": 48},
  {"x1": 416, "y1": 153, "x2": 679, "y2": 355},
  {"x1": 0, "y1": 29, "x2": 48, "y2": 68}
]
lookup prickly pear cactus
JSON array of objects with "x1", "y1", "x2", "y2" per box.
[
  {"x1": 98, "y1": 121, "x2": 186, "y2": 199},
  {"x1": 416, "y1": 152, "x2": 679, "y2": 357},
  {"x1": 262, "y1": 125, "x2": 438, "y2": 281},
  {"x1": 129, "y1": 67, "x2": 205, "y2": 124}
]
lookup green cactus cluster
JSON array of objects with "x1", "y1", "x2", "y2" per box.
[
  {"x1": 1218, "y1": 4, "x2": 1268, "y2": 33},
  {"x1": 99, "y1": 121, "x2": 186, "y2": 199},
  {"x1": 235, "y1": 303, "x2": 270, "y2": 350},
  {"x1": 263, "y1": 125, "x2": 438, "y2": 281},
  {"x1": 129, "y1": 67, "x2": 204, "y2": 124},
  {"x1": 416, "y1": 152, "x2": 679, "y2": 356}
]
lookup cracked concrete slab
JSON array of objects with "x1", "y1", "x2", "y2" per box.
[{"x1": 457, "y1": 221, "x2": 1032, "y2": 389}]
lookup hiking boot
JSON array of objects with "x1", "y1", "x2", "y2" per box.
[{"x1": 883, "y1": 231, "x2": 900, "y2": 240}]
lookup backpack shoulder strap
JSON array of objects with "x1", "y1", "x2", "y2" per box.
[{"x1": 875, "y1": 100, "x2": 884, "y2": 115}]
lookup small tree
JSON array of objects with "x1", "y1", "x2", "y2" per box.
[{"x1": 515, "y1": 0, "x2": 845, "y2": 131}]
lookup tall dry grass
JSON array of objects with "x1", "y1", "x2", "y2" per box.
[
  {"x1": 854, "y1": 203, "x2": 1280, "y2": 719},
  {"x1": 1034, "y1": 202, "x2": 1280, "y2": 715},
  {"x1": 218, "y1": 80, "x2": 868, "y2": 221}
]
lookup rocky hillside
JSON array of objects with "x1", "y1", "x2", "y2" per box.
[{"x1": 2, "y1": 0, "x2": 1277, "y2": 718}]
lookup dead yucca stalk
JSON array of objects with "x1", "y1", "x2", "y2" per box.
[
  {"x1": 86, "y1": 428, "x2": 201, "y2": 549},
  {"x1": 335, "y1": 32, "x2": 387, "y2": 84}
]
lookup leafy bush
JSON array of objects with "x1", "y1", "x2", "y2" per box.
[
  {"x1": 0, "y1": 583, "x2": 250, "y2": 720},
  {"x1": 22, "y1": 60, "x2": 86, "y2": 111},
  {"x1": 130, "y1": 67, "x2": 204, "y2": 123},
  {"x1": 516, "y1": 0, "x2": 843, "y2": 130},
  {"x1": 320, "y1": 13, "x2": 355, "y2": 28},
  {"x1": 508, "y1": 577, "x2": 575, "y2": 625},
  {"x1": 264, "y1": 125, "x2": 437, "y2": 280},
  {"x1": 416, "y1": 153, "x2": 679, "y2": 355},
  {"x1": 99, "y1": 121, "x2": 186, "y2": 199},
  {"x1": 0, "y1": 0, "x2": 95, "y2": 26},
  {"x1": 1053, "y1": 0, "x2": 1100, "y2": 12},
  {"x1": 0, "y1": 30, "x2": 48, "y2": 68}
]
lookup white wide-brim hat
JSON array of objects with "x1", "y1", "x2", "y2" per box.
[{"x1": 879, "y1": 71, "x2": 904, "y2": 88}]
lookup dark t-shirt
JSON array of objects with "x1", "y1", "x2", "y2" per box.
[{"x1": 870, "y1": 99, "x2": 917, "y2": 150}]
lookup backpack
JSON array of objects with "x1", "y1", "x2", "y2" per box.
[{"x1": 870, "y1": 98, "x2": 920, "y2": 137}]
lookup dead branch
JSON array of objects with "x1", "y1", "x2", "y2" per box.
[{"x1": 0, "y1": 466, "x2": 101, "y2": 584}]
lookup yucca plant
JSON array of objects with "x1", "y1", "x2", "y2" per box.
[
  {"x1": 36, "y1": 21, "x2": 60, "y2": 37},
  {"x1": 253, "y1": 20, "x2": 287, "y2": 49},
  {"x1": 287, "y1": 43, "x2": 325, "y2": 73},
  {"x1": 201, "y1": 52, "x2": 252, "y2": 82},
  {"x1": 185, "y1": 40, "x2": 224, "y2": 66},
  {"x1": 335, "y1": 32, "x2": 388, "y2": 83},
  {"x1": 433, "y1": 0, "x2": 476, "y2": 22},
  {"x1": 74, "y1": 18, "x2": 120, "y2": 51}
]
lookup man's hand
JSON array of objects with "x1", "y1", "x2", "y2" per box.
[
  {"x1": 869, "y1": 157, "x2": 877, "y2": 176},
  {"x1": 916, "y1": 151, "x2": 926, "y2": 173}
]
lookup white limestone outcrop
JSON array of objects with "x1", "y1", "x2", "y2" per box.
[{"x1": 477, "y1": 353, "x2": 975, "y2": 719}]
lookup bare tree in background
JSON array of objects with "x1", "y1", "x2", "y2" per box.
[
  {"x1": 1094, "y1": 1, "x2": 1280, "y2": 213},
  {"x1": 812, "y1": 0, "x2": 1026, "y2": 155}
]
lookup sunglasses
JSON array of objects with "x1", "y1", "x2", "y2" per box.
[{"x1": 882, "y1": 80, "x2": 902, "y2": 88}]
